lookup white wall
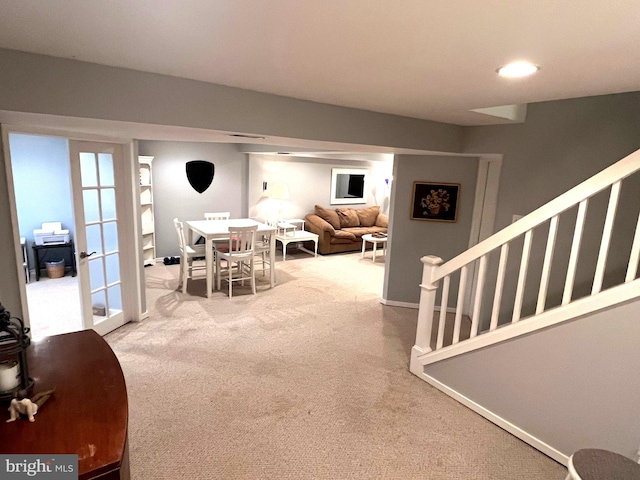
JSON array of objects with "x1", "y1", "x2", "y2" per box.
[{"x1": 247, "y1": 154, "x2": 393, "y2": 221}]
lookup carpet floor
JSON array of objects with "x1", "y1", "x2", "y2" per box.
[{"x1": 105, "y1": 250, "x2": 566, "y2": 479}]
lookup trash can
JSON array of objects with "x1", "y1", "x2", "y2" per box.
[{"x1": 45, "y1": 259, "x2": 65, "y2": 279}]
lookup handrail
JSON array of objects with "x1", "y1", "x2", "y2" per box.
[
  {"x1": 432, "y1": 149, "x2": 640, "y2": 283},
  {"x1": 411, "y1": 148, "x2": 640, "y2": 370}
]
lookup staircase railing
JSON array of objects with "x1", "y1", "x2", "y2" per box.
[{"x1": 411, "y1": 148, "x2": 640, "y2": 372}]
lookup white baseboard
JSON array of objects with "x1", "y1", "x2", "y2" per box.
[
  {"x1": 415, "y1": 368, "x2": 569, "y2": 466},
  {"x1": 379, "y1": 299, "x2": 457, "y2": 314},
  {"x1": 435, "y1": 306, "x2": 457, "y2": 314},
  {"x1": 380, "y1": 298, "x2": 419, "y2": 309}
]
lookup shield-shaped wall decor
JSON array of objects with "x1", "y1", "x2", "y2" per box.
[{"x1": 186, "y1": 160, "x2": 215, "y2": 193}]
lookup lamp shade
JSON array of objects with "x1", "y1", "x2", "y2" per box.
[{"x1": 270, "y1": 183, "x2": 290, "y2": 200}]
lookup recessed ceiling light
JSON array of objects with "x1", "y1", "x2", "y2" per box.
[{"x1": 496, "y1": 61, "x2": 540, "y2": 78}]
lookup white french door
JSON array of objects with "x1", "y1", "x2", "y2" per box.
[{"x1": 68, "y1": 141, "x2": 129, "y2": 335}]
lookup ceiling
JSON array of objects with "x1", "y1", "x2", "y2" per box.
[{"x1": 0, "y1": 0, "x2": 638, "y2": 127}]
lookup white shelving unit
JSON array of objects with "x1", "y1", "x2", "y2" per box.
[{"x1": 138, "y1": 156, "x2": 156, "y2": 266}]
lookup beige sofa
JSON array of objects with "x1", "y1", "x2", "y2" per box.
[{"x1": 304, "y1": 205, "x2": 388, "y2": 254}]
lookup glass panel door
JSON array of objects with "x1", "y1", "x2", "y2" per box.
[{"x1": 69, "y1": 141, "x2": 127, "y2": 335}]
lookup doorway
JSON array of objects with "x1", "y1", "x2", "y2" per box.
[
  {"x1": 4, "y1": 129, "x2": 140, "y2": 338},
  {"x1": 8, "y1": 133, "x2": 82, "y2": 339}
]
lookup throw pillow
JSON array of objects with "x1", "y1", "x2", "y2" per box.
[
  {"x1": 336, "y1": 208, "x2": 360, "y2": 228},
  {"x1": 356, "y1": 206, "x2": 380, "y2": 227},
  {"x1": 315, "y1": 205, "x2": 341, "y2": 230}
]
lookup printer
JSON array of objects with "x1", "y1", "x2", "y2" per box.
[{"x1": 33, "y1": 222, "x2": 70, "y2": 246}]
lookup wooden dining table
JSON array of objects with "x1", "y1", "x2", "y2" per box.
[{"x1": 186, "y1": 218, "x2": 277, "y2": 298}]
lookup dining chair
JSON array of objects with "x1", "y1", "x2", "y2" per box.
[
  {"x1": 215, "y1": 225, "x2": 258, "y2": 297},
  {"x1": 253, "y1": 218, "x2": 276, "y2": 277},
  {"x1": 204, "y1": 211, "x2": 232, "y2": 250},
  {"x1": 173, "y1": 218, "x2": 207, "y2": 294},
  {"x1": 204, "y1": 212, "x2": 231, "y2": 220}
]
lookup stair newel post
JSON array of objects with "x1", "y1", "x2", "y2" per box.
[{"x1": 410, "y1": 255, "x2": 443, "y2": 376}]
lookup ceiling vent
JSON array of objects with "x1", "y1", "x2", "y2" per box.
[{"x1": 228, "y1": 133, "x2": 266, "y2": 139}]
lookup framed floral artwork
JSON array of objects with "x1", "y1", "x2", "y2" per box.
[{"x1": 410, "y1": 182, "x2": 460, "y2": 222}]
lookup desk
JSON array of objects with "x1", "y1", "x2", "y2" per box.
[
  {"x1": 32, "y1": 241, "x2": 77, "y2": 281},
  {"x1": 186, "y1": 219, "x2": 276, "y2": 298},
  {"x1": 0, "y1": 330, "x2": 129, "y2": 480},
  {"x1": 20, "y1": 237, "x2": 29, "y2": 283}
]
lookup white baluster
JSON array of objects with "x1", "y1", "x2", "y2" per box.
[
  {"x1": 436, "y1": 275, "x2": 450, "y2": 350},
  {"x1": 512, "y1": 230, "x2": 533, "y2": 323},
  {"x1": 625, "y1": 210, "x2": 640, "y2": 282},
  {"x1": 593, "y1": 181, "x2": 621, "y2": 294},
  {"x1": 471, "y1": 255, "x2": 487, "y2": 338},
  {"x1": 490, "y1": 243, "x2": 509, "y2": 331},
  {"x1": 452, "y1": 266, "x2": 468, "y2": 344},
  {"x1": 563, "y1": 199, "x2": 588, "y2": 305},
  {"x1": 536, "y1": 215, "x2": 559, "y2": 315}
]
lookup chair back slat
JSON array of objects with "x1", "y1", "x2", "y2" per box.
[
  {"x1": 173, "y1": 218, "x2": 186, "y2": 251},
  {"x1": 205, "y1": 212, "x2": 231, "y2": 220},
  {"x1": 227, "y1": 225, "x2": 257, "y2": 254}
]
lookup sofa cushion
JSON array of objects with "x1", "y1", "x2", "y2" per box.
[
  {"x1": 356, "y1": 206, "x2": 380, "y2": 227},
  {"x1": 336, "y1": 208, "x2": 361, "y2": 228},
  {"x1": 375, "y1": 213, "x2": 389, "y2": 228},
  {"x1": 315, "y1": 205, "x2": 341, "y2": 230},
  {"x1": 332, "y1": 230, "x2": 357, "y2": 243},
  {"x1": 341, "y1": 226, "x2": 386, "y2": 237}
]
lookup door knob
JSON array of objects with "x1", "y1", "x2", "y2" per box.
[{"x1": 79, "y1": 251, "x2": 97, "y2": 259}]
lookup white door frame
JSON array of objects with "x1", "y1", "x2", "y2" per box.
[
  {"x1": 464, "y1": 154, "x2": 503, "y2": 315},
  {"x1": 1, "y1": 124, "x2": 142, "y2": 334}
]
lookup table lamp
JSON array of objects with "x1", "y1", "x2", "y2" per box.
[
  {"x1": 270, "y1": 183, "x2": 290, "y2": 220},
  {"x1": 0, "y1": 303, "x2": 33, "y2": 401}
]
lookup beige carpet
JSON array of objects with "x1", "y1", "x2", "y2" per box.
[
  {"x1": 25, "y1": 274, "x2": 82, "y2": 340},
  {"x1": 106, "y1": 250, "x2": 566, "y2": 479}
]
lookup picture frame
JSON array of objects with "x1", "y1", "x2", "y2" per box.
[
  {"x1": 410, "y1": 181, "x2": 460, "y2": 222},
  {"x1": 330, "y1": 168, "x2": 368, "y2": 205}
]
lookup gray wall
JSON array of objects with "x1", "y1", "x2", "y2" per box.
[
  {"x1": 0, "y1": 46, "x2": 638, "y2": 330},
  {"x1": 0, "y1": 48, "x2": 461, "y2": 317},
  {"x1": 137, "y1": 141, "x2": 247, "y2": 258},
  {"x1": 247, "y1": 155, "x2": 393, "y2": 221},
  {"x1": 0, "y1": 48, "x2": 463, "y2": 153},
  {"x1": 463, "y1": 93, "x2": 640, "y2": 327},
  {"x1": 383, "y1": 155, "x2": 479, "y2": 304},
  {"x1": 139, "y1": 148, "x2": 393, "y2": 258},
  {"x1": 425, "y1": 298, "x2": 640, "y2": 459}
]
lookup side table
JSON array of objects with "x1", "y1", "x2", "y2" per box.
[
  {"x1": 361, "y1": 233, "x2": 387, "y2": 262},
  {"x1": 275, "y1": 219, "x2": 318, "y2": 261}
]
